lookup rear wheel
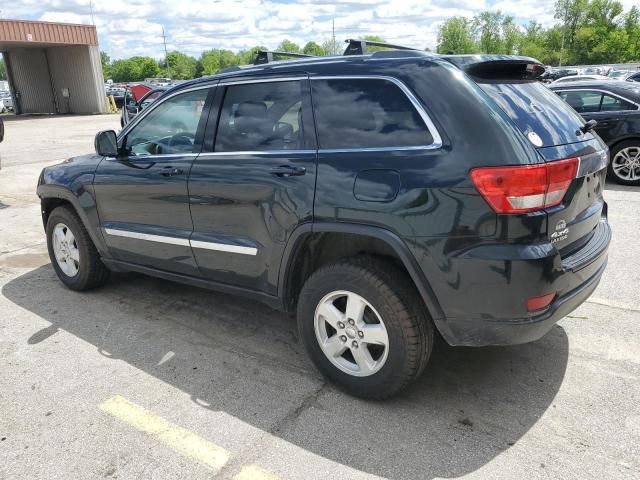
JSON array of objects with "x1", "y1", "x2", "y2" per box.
[
  {"x1": 297, "y1": 256, "x2": 433, "y2": 399},
  {"x1": 609, "y1": 140, "x2": 640, "y2": 186},
  {"x1": 46, "y1": 206, "x2": 110, "y2": 291}
]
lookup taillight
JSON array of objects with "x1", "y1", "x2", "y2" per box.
[
  {"x1": 527, "y1": 292, "x2": 556, "y2": 312},
  {"x1": 470, "y1": 158, "x2": 579, "y2": 214}
]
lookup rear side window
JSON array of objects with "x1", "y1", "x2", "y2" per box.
[
  {"x1": 311, "y1": 78, "x2": 433, "y2": 149},
  {"x1": 215, "y1": 81, "x2": 306, "y2": 152},
  {"x1": 480, "y1": 82, "x2": 586, "y2": 148},
  {"x1": 557, "y1": 90, "x2": 638, "y2": 113}
]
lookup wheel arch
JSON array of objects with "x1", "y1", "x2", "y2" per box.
[
  {"x1": 278, "y1": 222, "x2": 445, "y2": 324},
  {"x1": 38, "y1": 184, "x2": 109, "y2": 257},
  {"x1": 609, "y1": 135, "x2": 640, "y2": 152}
]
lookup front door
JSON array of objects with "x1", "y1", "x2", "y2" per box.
[
  {"x1": 188, "y1": 77, "x2": 317, "y2": 294},
  {"x1": 94, "y1": 87, "x2": 212, "y2": 276}
]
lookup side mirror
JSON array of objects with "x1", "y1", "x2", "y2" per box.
[{"x1": 95, "y1": 130, "x2": 118, "y2": 157}]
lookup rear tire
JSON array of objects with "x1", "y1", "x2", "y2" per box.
[
  {"x1": 46, "y1": 206, "x2": 110, "y2": 291},
  {"x1": 297, "y1": 256, "x2": 433, "y2": 399},
  {"x1": 608, "y1": 140, "x2": 640, "y2": 186}
]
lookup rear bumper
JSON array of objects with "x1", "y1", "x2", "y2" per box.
[
  {"x1": 439, "y1": 258, "x2": 606, "y2": 346},
  {"x1": 430, "y1": 219, "x2": 611, "y2": 346}
]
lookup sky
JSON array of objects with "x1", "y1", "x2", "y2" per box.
[{"x1": 4, "y1": 0, "x2": 639, "y2": 60}]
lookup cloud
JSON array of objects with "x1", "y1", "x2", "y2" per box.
[{"x1": 2, "y1": 0, "x2": 630, "y2": 59}]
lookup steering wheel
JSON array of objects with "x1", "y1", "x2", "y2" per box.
[{"x1": 167, "y1": 132, "x2": 196, "y2": 151}]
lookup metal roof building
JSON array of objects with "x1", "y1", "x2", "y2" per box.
[{"x1": 0, "y1": 19, "x2": 106, "y2": 115}]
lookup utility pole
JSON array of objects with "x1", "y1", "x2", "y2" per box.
[
  {"x1": 162, "y1": 27, "x2": 169, "y2": 74},
  {"x1": 558, "y1": 1, "x2": 568, "y2": 67},
  {"x1": 89, "y1": 0, "x2": 95, "y2": 25}
]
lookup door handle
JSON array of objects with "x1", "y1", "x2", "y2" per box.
[
  {"x1": 160, "y1": 167, "x2": 184, "y2": 177},
  {"x1": 270, "y1": 165, "x2": 306, "y2": 177}
]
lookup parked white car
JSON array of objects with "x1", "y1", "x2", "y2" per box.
[
  {"x1": 551, "y1": 74, "x2": 611, "y2": 84},
  {"x1": 0, "y1": 94, "x2": 14, "y2": 112}
]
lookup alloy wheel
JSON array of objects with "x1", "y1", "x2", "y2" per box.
[{"x1": 52, "y1": 223, "x2": 80, "y2": 277}]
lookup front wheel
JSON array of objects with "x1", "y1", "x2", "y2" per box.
[
  {"x1": 46, "y1": 206, "x2": 110, "y2": 291},
  {"x1": 297, "y1": 257, "x2": 433, "y2": 399},
  {"x1": 609, "y1": 141, "x2": 640, "y2": 186}
]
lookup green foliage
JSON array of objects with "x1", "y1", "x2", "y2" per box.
[
  {"x1": 0, "y1": 58, "x2": 6, "y2": 81},
  {"x1": 362, "y1": 35, "x2": 389, "y2": 52},
  {"x1": 100, "y1": 51, "x2": 111, "y2": 81},
  {"x1": 303, "y1": 41, "x2": 324, "y2": 56},
  {"x1": 166, "y1": 51, "x2": 198, "y2": 80},
  {"x1": 276, "y1": 39, "x2": 301, "y2": 53},
  {"x1": 436, "y1": 17, "x2": 477, "y2": 54},
  {"x1": 110, "y1": 56, "x2": 159, "y2": 82},
  {"x1": 435, "y1": 0, "x2": 640, "y2": 65}
]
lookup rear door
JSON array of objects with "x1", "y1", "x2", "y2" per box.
[
  {"x1": 554, "y1": 88, "x2": 640, "y2": 144},
  {"x1": 188, "y1": 76, "x2": 317, "y2": 294}
]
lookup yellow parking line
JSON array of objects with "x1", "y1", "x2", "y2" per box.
[
  {"x1": 99, "y1": 395, "x2": 230, "y2": 473},
  {"x1": 234, "y1": 465, "x2": 281, "y2": 480}
]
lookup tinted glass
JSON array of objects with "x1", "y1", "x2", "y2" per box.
[
  {"x1": 557, "y1": 90, "x2": 602, "y2": 113},
  {"x1": 600, "y1": 93, "x2": 637, "y2": 111},
  {"x1": 127, "y1": 89, "x2": 208, "y2": 156},
  {"x1": 481, "y1": 82, "x2": 586, "y2": 147},
  {"x1": 311, "y1": 78, "x2": 432, "y2": 149},
  {"x1": 215, "y1": 81, "x2": 305, "y2": 152}
]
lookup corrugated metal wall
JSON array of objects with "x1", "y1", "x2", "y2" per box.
[
  {"x1": 48, "y1": 45, "x2": 105, "y2": 113},
  {"x1": 5, "y1": 48, "x2": 56, "y2": 114}
]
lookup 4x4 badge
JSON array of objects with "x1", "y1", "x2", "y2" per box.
[{"x1": 551, "y1": 219, "x2": 569, "y2": 243}]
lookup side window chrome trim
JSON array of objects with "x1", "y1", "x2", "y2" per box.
[
  {"x1": 118, "y1": 83, "x2": 216, "y2": 139},
  {"x1": 555, "y1": 88, "x2": 640, "y2": 111},
  {"x1": 219, "y1": 76, "x2": 307, "y2": 86},
  {"x1": 199, "y1": 149, "x2": 316, "y2": 157},
  {"x1": 311, "y1": 75, "x2": 443, "y2": 150}
]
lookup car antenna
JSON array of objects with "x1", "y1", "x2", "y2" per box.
[{"x1": 577, "y1": 119, "x2": 597, "y2": 135}]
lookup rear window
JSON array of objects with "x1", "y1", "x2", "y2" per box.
[
  {"x1": 480, "y1": 82, "x2": 587, "y2": 148},
  {"x1": 311, "y1": 78, "x2": 433, "y2": 149}
]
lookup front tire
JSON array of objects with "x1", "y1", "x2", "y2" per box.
[
  {"x1": 46, "y1": 206, "x2": 110, "y2": 291},
  {"x1": 297, "y1": 257, "x2": 433, "y2": 399},
  {"x1": 608, "y1": 140, "x2": 640, "y2": 186}
]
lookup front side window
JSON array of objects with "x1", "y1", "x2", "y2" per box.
[
  {"x1": 311, "y1": 78, "x2": 433, "y2": 149},
  {"x1": 215, "y1": 81, "x2": 305, "y2": 152},
  {"x1": 126, "y1": 89, "x2": 208, "y2": 156}
]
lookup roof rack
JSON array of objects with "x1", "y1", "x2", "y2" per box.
[
  {"x1": 254, "y1": 50, "x2": 313, "y2": 65},
  {"x1": 343, "y1": 38, "x2": 419, "y2": 56}
]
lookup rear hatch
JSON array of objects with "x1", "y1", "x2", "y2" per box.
[{"x1": 446, "y1": 56, "x2": 609, "y2": 259}]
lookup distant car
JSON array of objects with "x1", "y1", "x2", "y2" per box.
[
  {"x1": 121, "y1": 86, "x2": 167, "y2": 126},
  {"x1": 550, "y1": 81, "x2": 640, "y2": 185},
  {"x1": 626, "y1": 71, "x2": 640, "y2": 83},
  {"x1": 542, "y1": 68, "x2": 579, "y2": 82},
  {"x1": 0, "y1": 93, "x2": 13, "y2": 112},
  {"x1": 551, "y1": 74, "x2": 610, "y2": 84},
  {"x1": 608, "y1": 70, "x2": 631, "y2": 80}
]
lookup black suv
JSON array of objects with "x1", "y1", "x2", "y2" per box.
[{"x1": 37, "y1": 44, "x2": 611, "y2": 398}]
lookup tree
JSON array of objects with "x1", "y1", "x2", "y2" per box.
[
  {"x1": 100, "y1": 51, "x2": 111, "y2": 81},
  {"x1": 109, "y1": 56, "x2": 159, "y2": 82},
  {"x1": 166, "y1": 51, "x2": 197, "y2": 80},
  {"x1": 276, "y1": 39, "x2": 301, "y2": 53},
  {"x1": 437, "y1": 17, "x2": 477, "y2": 53},
  {"x1": 363, "y1": 35, "x2": 390, "y2": 52},
  {"x1": 502, "y1": 16, "x2": 522, "y2": 54},
  {"x1": 476, "y1": 11, "x2": 504, "y2": 53},
  {"x1": 303, "y1": 41, "x2": 324, "y2": 56},
  {"x1": 0, "y1": 58, "x2": 6, "y2": 81}
]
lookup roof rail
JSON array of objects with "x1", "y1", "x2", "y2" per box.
[
  {"x1": 254, "y1": 50, "x2": 313, "y2": 65},
  {"x1": 343, "y1": 38, "x2": 419, "y2": 56}
]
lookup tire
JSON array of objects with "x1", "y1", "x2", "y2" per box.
[
  {"x1": 297, "y1": 256, "x2": 433, "y2": 399},
  {"x1": 46, "y1": 206, "x2": 110, "y2": 291},
  {"x1": 608, "y1": 140, "x2": 640, "y2": 186}
]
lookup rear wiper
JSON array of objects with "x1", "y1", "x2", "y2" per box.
[{"x1": 577, "y1": 119, "x2": 597, "y2": 135}]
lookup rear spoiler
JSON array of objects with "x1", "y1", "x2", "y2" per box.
[{"x1": 441, "y1": 55, "x2": 545, "y2": 81}]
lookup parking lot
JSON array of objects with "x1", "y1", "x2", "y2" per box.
[{"x1": 0, "y1": 114, "x2": 638, "y2": 479}]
